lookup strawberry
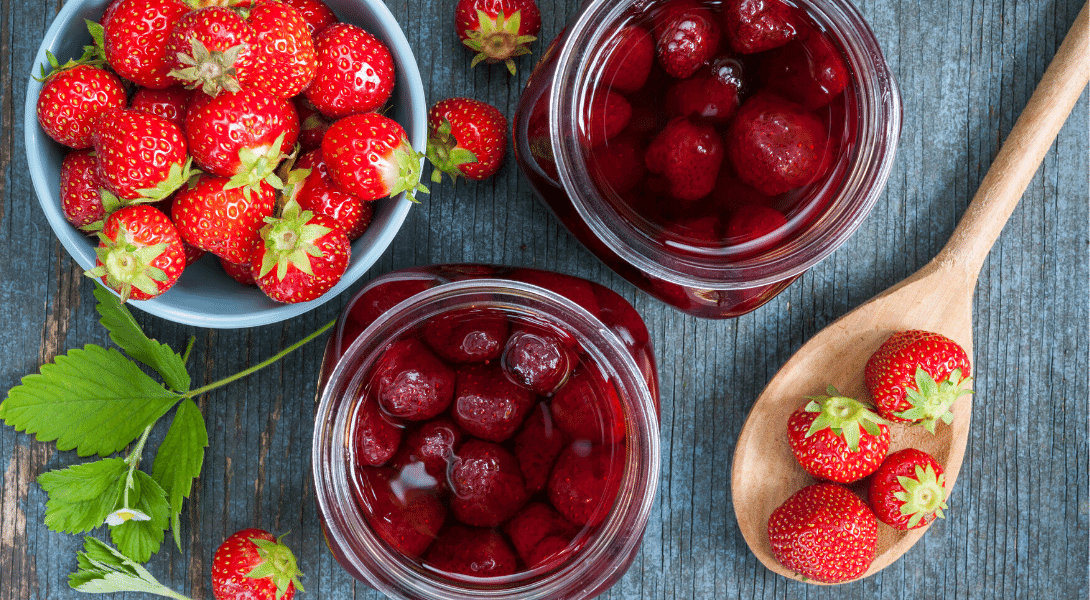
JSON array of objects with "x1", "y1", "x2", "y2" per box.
[
  {"x1": 171, "y1": 175, "x2": 278, "y2": 264},
  {"x1": 289, "y1": 150, "x2": 373, "y2": 240},
  {"x1": 372, "y1": 338, "x2": 456, "y2": 421},
  {"x1": 547, "y1": 441, "x2": 624, "y2": 527},
  {"x1": 321, "y1": 113, "x2": 428, "y2": 202},
  {"x1": 101, "y1": 0, "x2": 192, "y2": 89},
  {"x1": 583, "y1": 89, "x2": 633, "y2": 149},
  {"x1": 725, "y1": 204, "x2": 787, "y2": 247},
  {"x1": 527, "y1": 534, "x2": 583, "y2": 569},
  {"x1": 130, "y1": 85, "x2": 192, "y2": 128},
  {"x1": 426, "y1": 98, "x2": 508, "y2": 183},
  {"x1": 282, "y1": 0, "x2": 339, "y2": 38},
  {"x1": 211, "y1": 529, "x2": 304, "y2": 600},
  {"x1": 759, "y1": 26, "x2": 848, "y2": 110},
  {"x1": 455, "y1": 0, "x2": 541, "y2": 75},
  {"x1": 60, "y1": 150, "x2": 108, "y2": 231},
  {"x1": 502, "y1": 502, "x2": 577, "y2": 563},
  {"x1": 767, "y1": 483, "x2": 876, "y2": 583},
  {"x1": 599, "y1": 25, "x2": 655, "y2": 93},
  {"x1": 721, "y1": 0, "x2": 797, "y2": 54},
  {"x1": 449, "y1": 440, "x2": 529, "y2": 527},
  {"x1": 665, "y1": 56, "x2": 746, "y2": 123},
  {"x1": 725, "y1": 92, "x2": 829, "y2": 196},
  {"x1": 513, "y1": 402, "x2": 570, "y2": 493},
  {"x1": 352, "y1": 392, "x2": 403, "y2": 467},
  {"x1": 164, "y1": 7, "x2": 258, "y2": 96},
  {"x1": 652, "y1": 0, "x2": 721, "y2": 79},
  {"x1": 422, "y1": 307, "x2": 510, "y2": 364},
  {"x1": 294, "y1": 97, "x2": 333, "y2": 152},
  {"x1": 452, "y1": 362, "x2": 536, "y2": 442},
  {"x1": 304, "y1": 23, "x2": 395, "y2": 117},
  {"x1": 786, "y1": 388, "x2": 890, "y2": 483},
  {"x1": 86, "y1": 205, "x2": 186, "y2": 302},
  {"x1": 868, "y1": 448, "x2": 948, "y2": 530},
  {"x1": 244, "y1": 0, "x2": 318, "y2": 98},
  {"x1": 424, "y1": 525, "x2": 518, "y2": 577},
  {"x1": 388, "y1": 418, "x2": 465, "y2": 489},
  {"x1": 550, "y1": 365, "x2": 626, "y2": 445},
  {"x1": 219, "y1": 256, "x2": 257, "y2": 286},
  {"x1": 644, "y1": 116, "x2": 724, "y2": 201},
  {"x1": 251, "y1": 199, "x2": 350, "y2": 303},
  {"x1": 36, "y1": 60, "x2": 127, "y2": 149},
  {"x1": 589, "y1": 136, "x2": 646, "y2": 195},
  {"x1": 356, "y1": 466, "x2": 446, "y2": 557},
  {"x1": 863, "y1": 330, "x2": 973, "y2": 432},
  {"x1": 502, "y1": 326, "x2": 578, "y2": 394},
  {"x1": 91, "y1": 108, "x2": 192, "y2": 201}
]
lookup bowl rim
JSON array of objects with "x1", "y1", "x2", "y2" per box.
[{"x1": 24, "y1": 0, "x2": 427, "y2": 329}]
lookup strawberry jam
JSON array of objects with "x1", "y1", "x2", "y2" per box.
[
  {"x1": 514, "y1": 0, "x2": 901, "y2": 318},
  {"x1": 313, "y1": 265, "x2": 660, "y2": 598}
]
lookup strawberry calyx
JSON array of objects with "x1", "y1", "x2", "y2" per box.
[
  {"x1": 244, "y1": 532, "x2": 305, "y2": 599},
  {"x1": 256, "y1": 199, "x2": 331, "y2": 282},
  {"x1": 384, "y1": 141, "x2": 430, "y2": 203},
  {"x1": 462, "y1": 9, "x2": 537, "y2": 75},
  {"x1": 893, "y1": 463, "x2": 948, "y2": 528},
  {"x1": 137, "y1": 157, "x2": 200, "y2": 201},
  {"x1": 426, "y1": 117, "x2": 478, "y2": 183},
  {"x1": 226, "y1": 132, "x2": 293, "y2": 198},
  {"x1": 896, "y1": 367, "x2": 973, "y2": 433},
  {"x1": 803, "y1": 386, "x2": 889, "y2": 452},
  {"x1": 86, "y1": 234, "x2": 170, "y2": 303},
  {"x1": 169, "y1": 38, "x2": 246, "y2": 97}
]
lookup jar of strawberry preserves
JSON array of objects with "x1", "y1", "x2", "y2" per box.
[
  {"x1": 312, "y1": 265, "x2": 660, "y2": 599},
  {"x1": 513, "y1": 0, "x2": 901, "y2": 318}
]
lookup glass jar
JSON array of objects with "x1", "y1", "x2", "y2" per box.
[
  {"x1": 513, "y1": 0, "x2": 902, "y2": 318},
  {"x1": 312, "y1": 265, "x2": 660, "y2": 599}
]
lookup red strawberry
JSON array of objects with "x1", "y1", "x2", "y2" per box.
[
  {"x1": 767, "y1": 483, "x2": 876, "y2": 583},
  {"x1": 211, "y1": 529, "x2": 304, "y2": 600},
  {"x1": 245, "y1": 0, "x2": 318, "y2": 98},
  {"x1": 513, "y1": 402, "x2": 570, "y2": 493},
  {"x1": 356, "y1": 466, "x2": 446, "y2": 557},
  {"x1": 171, "y1": 175, "x2": 278, "y2": 264},
  {"x1": 589, "y1": 136, "x2": 646, "y2": 195},
  {"x1": 721, "y1": 0, "x2": 797, "y2": 54},
  {"x1": 786, "y1": 388, "x2": 890, "y2": 483},
  {"x1": 304, "y1": 23, "x2": 395, "y2": 117},
  {"x1": 550, "y1": 365, "x2": 626, "y2": 445},
  {"x1": 547, "y1": 441, "x2": 624, "y2": 527},
  {"x1": 352, "y1": 392, "x2": 403, "y2": 467},
  {"x1": 644, "y1": 116, "x2": 723, "y2": 201},
  {"x1": 502, "y1": 326, "x2": 578, "y2": 394},
  {"x1": 426, "y1": 97, "x2": 508, "y2": 183},
  {"x1": 60, "y1": 149, "x2": 109, "y2": 231},
  {"x1": 452, "y1": 362, "x2": 535, "y2": 442},
  {"x1": 665, "y1": 56, "x2": 746, "y2": 123},
  {"x1": 652, "y1": 0, "x2": 721, "y2": 79},
  {"x1": 868, "y1": 448, "x2": 948, "y2": 530},
  {"x1": 863, "y1": 330, "x2": 973, "y2": 432},
  {"x1": 130, "y1": 85, "x2": 192, "y2": 128},
  {"x1": 502, "y1": 502, "x2": 577, "y2": 563},
  {"x1": 422, "y1": 307, "x2": 510, "y2": 364},
  {"x1": 449, "y1": 440, "x2": 529, "y2": 527},
  {"x1": 455, "y1": 0, "x2": 541, "y2": 75},
  {"x1": 86, "y1": 205, "x2": 186, "y2": 302},
  {"x1": 36, "y1": 60, "x2": 127, "y2": 149},
  {"x1": 372, "y1": 338, "x2": 456, "y2": 421},
  {"x1": 282, "y1": 0, "x2": 339, "y2": 38},
  {"x1": 91, "y1": 108, "x2": 192, "y2": 201},
  {"x1": 289, "y1": 150, "x2": 373, "y2": 240},
  {"x1": 599, "y1": 25, "x2": 655, "y2": 93},
  {"x1": 724, "y1": 204, "x2": 787, "y2": 254},
  {"x1": 760, "y1": 26, "x2": 848, "y2": 110},
  {"x1": 294, "y1": 96, "x2": 333, "y2": 152},
  {"x1": 424, "y1": 525, "x2": 518, "y2": 577},
  {"x1": 164, "y1": 7, "x2": 258, "y2": 96},
  {"x1": 321, "y1": 113, "x2": 428, "y2": 202},
  {"x1": 583, "y1": 89, "x2": 632, "y2": 148},
  {"x1": 219, "y1": 256, "x2": 257, "y2": 286},
  {"x1": 528, "y1": 534, "x2": 583, "y2": 569},
  {"x1": 725, "y1": 92, "x2": 829, "y2": 196},
  {"x1": 389, "y1": 418, "x2": 465, "y2": 488},
  {"x1": 251, "y1": 200, "x2": 350, "y2": 303},
  {"x1": 101, "y1": 0, "x2": 192, "y2": 89}
]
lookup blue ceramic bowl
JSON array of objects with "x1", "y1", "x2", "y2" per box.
[{"x1": 25, "y1": 0, "x2": 426, "y2": 328}]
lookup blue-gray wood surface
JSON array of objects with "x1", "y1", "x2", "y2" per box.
[{"x1": 1, "y1": 0, "x2": 1087, "y2": 598}]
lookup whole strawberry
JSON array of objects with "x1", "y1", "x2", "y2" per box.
[
  {"x1": 786, "y1": 388, "x2": 890, "y2": 483},
  {"x1": 599, "y1": 25, "x2": 655, "y2": 93},
  {"x1": 652, "y1": 0, "x2": 721, "y2": 79},
  {"x1": 245, "y1": 0, "x2": 318, "y2": 98},
  {"x1": 211, "y1": 528, "x2": 304, "y2": 600},
  {"x1": 251, "y1": 200, "x2": 350, "y2": 304},
  {"x1": 164, "y1": 6, "x2": 257, "y2": 97},
  {"x1": 455, "y1": 0, "x2": 541, "y2": 74},
  {"x1": 321, "y1": 113, "x2": 429, "y2": 202},
  {"x1": 547, "y1": 441, "x2": 623, "y2": 527},
  {"x1": 129, "y1": 85, "x2": 193, "y2": 128},
  {"x1": 644, "y1": 116, "x2": 724, "y2": 201},
  {"x1": 304, "y1": 23, "x2": 395, "y2": 117},
  {"x1": 868, "y1": 448, "x2": 948, "y2": 530},
  {"x1": 767, "y1": 483, "x2": 877, "y2": 583},
  {"x1": 864, "y1": 329, "x2": 973, "y2": 432},
  {"x1": 290, "y1": 150, "x2": 373, "y2": 240},
  {"x1": 449, "y1": 439, "x2": 529, "y2": 527},
  {"x1": 452, "y1": 362, "x2": 536, "y2": 442},
  {"x1": 721, "y1": 0, "x2": 797, "y2": 54},
  {"x1": 60, "y1": 149, "x2": 109, "y2": 231},
  {"x1": 424, "y1": 525, "x2": 518, "y2": 577},
  {"x1": 171, "y1": 175, "x2": 278, "y2": 265},
  {"x1": 101, "y1": 0, "x2": 192, "y2": 89},
  {"x1": 283, "y1": 0, "x2": 339, "y2": 38},
  {"x1": 92, "y1": 108, "x2": 192, "y2": 201},
  {"x1": 426, "y1": 98, "x2": 508, "y2": 183},
  {"x1": 86, "y1": 205, "x2": 186, "y2": 302},
  {"x1": 726, "y1": 92, "x2": 829, "y2": 196},
  {"x1": 36, "y1": 59, "x2": 127, "y2": 149}
]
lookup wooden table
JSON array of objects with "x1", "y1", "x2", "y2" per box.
[{"x1": 1, "y1": 0, "x2": 1086, "y2": 598}]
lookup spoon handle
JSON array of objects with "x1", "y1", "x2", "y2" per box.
[{"x1": 935, "y1": 2, "x2": 1088, "y2": 277}]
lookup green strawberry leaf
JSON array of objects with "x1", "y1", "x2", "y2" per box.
[
  {"x1": 37, "y1": 459, "x2": 128, "y2": 534},
  {"x1": 151, "y1": 398, "x2": 207, "y2": 549},
  {"x1": 70, "y1": 537, "x2": 193, "y2": 599},
  {"x1": 109, "y1": 470, "x2": 171, "y2": 563},
  {"x1": 93, "y1": 285, "x2": 191, "y2": 392}
]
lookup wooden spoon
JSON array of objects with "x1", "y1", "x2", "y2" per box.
[{"x1": 731, "y1": 3, "x2": 1089, "y2": 584}]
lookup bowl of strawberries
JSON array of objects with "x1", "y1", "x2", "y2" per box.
[{"x1": 25, "y1": 0, "x2": 427, "y2": 328}]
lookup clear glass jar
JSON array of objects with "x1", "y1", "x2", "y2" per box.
[
  {"x1": 513, "y1": 0, "x2": 902, "y2": 318},
  {"x1": 312, "y1": 265, "x2": 660, "y2": 599}
]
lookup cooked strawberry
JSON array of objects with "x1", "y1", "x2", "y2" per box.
[
  {"x1": 786, "y1": 388, "x2": 890, "y2": 483},
  {"x1": 455, "y1": 0, "x2": 541, "y2": 75},
  {"x1": 644, "y1": 116, "x2": 723, "y2": 201},
  {"x1": 304, "y1": 23, "x2": 395, "y2": 117},
  {"x1": 251, "y1": 200, "x2": 350, "y2": 304},
  {"x1": 452, "y1": 362, "x2": 535, "y2": 442},
  {"x1": 294, "y1": 96, "x2": 333, "y2": 152},
  {"x1": 760, "y1": 26, "x2": 848, "y2": 110},
  {"x1": 322, "y1": 113, "x2": 428, "y2": 202},
  {"x1": 547, "y1": 441, "x2": 624, "y2": 527},
  {"x1": 550, "y1": 365, "x2": 626, "y2": 445},
  {"x1": 36, "y1": 61, "x2": 127, "y2": 149},
  {"x1": 652, "y1": 0, "x2": 721, "y2": 79},
  {"x1": 245, "y1": 0, "x2": 318, "y2": 98},
  {"x1": 725, "y1": 204, "x2": 787, "y2": 249},
  {"x1": 424, "y1": 525, "x2": 518, "y2": 577},
  {"x1": 767, "y1": 483, "x2": 876, "y2": 583},
  {"x1": 590, "y1": 136, "x2": 646, "y2": 195},
  {"x1": 164, "y1": 7, "x2": 258, "y2": 97},
  {"x1": 665, "y1": 56, "x2": 746, "y2": 123},
  {"x1": 372, "y1": 338, "x2": 456, "y2": 422},
  {"x1": 868, "y1": 448, "x2": 948, "y2": 530},
  {"x1": 448, "y1": 440, "x2": 529, "y2": 527},
  {"x1": 583, "y1": 89, "x2": 632, "y2": 148},
  {"x1": 389, "y1": 418, "x2": 465, "y2": 488},
  {"x1": 502, "y1": 502, "x2": 577, "y2": 563},
  {"x1": 101, "y1": 0, "x2": 192, "y2": 89},
  {"x1": 86, "y1": 205, "x2": 186, "y2": 302},
  {"x1": 60, "y1": 150, "x2": 108, "y2": 231},
  {"x1": 725, "y1": 92, "x2": 829, "y2": 196},
  {"x1": 289, "y1": 150, "x2": 372, "y2": 240},
  {"x1": 219, "y1": 256, "x2": 257, "y2": 286},
  {"x1": 599, "y1": 25, "x2": 655, "y2": 93},
  {"x1": 211, "y1": 529, "x2": 304, "y2": 600},
  {"x1": 426, "y1": 97, "x2": 508, "y2": 183},
  {"x1": 283, "y1": 0, "x2": 339, "y2": 38},
  {"x1": 171, "y1": 175, "x2": 278, "y2": 264},
  {"x1": 513, "y1": 402, "x2": 570, "y2": 493},
  {"x1": 708, "y1": 162, "x2": 773, "y2": 215},
  {"x1": 130, "y1": 85, "x2": 192, "y2": 128},
  {"x1": 721, "y1": 0, "x2": 797, "y2": 54},
  {"x1": 864, "y1": 330, "x2": 973, "y2": 431},
  {"x1": 527, "y1": 534, "x2": 583, "y2": 569},
  {"x1": 352, "y1": 393, "x2": 404, "y2": 467},
  {"x1": 356, "y1": 466, "x2": 446, "y2": 558},
  {"x1": 91, "y1": 108, "x2": 192, "y2": 201},
  {"x1": 422, "y1": 307, "x2": 510, "y2": 364},
  {"x1": 502, "y1": 326, "x2": 578, "y2": 394}
]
